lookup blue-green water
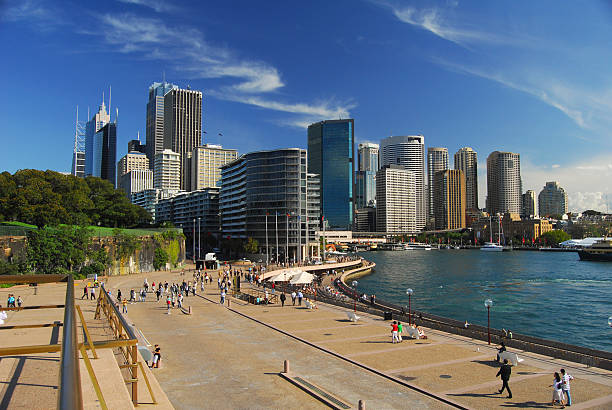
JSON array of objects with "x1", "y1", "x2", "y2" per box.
[{"x1": 355, "y1": 249, "x2": 612, "y2": 352}]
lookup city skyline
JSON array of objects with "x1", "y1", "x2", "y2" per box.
[{"x1": 1, "y1": 0, "x2": 611, "y2": 212}]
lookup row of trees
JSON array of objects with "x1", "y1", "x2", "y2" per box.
[{"x1": 0, "y1": 170, "x2": 150, "y2": 228}]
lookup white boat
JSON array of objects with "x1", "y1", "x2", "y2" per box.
[
  {"x1": 481, "y1": 242, "x2": 504, "y2": 252},
  {"x1": 481, "y1": 215, "x2": 504, "y2": 252},
  {"x1": 412, "y1": 243, "x2": 432, "y2": 250}
]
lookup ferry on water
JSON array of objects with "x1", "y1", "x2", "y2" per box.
[{"x1": 578, "y1": 238, "x2": 612, "y2": 261}]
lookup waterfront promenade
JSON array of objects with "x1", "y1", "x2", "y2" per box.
[{"x1": 2, "y1": 265, "x2": 612, "y2": 409}]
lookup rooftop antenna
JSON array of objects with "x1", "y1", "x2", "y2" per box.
[
  {"x1": 163, "y1": 70, "x2": 166, "y2": 83},
  {"x1": 115, "y1": 107, "x2": 118, "y2": 124},
  {"x1": 102, "y1": 91, "x2": 105, "y2": 109},
  {"x1": 137, "y1": 131, "x2": 140, "y2": 142}
]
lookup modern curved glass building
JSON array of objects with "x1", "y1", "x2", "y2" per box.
[{"x1": 220, "y1": 148, "x2": 320, "y2": 262}]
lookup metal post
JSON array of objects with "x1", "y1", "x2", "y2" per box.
[
  {"x1": 275, "y1": 213, "x2": 279, "y2": 265},
  {"x1": 353, "y1": 285, "x2": 357, "y2": 313},
  {"x1": 487, "y1": 306, "x2": 491, "y2": 345},
  {"x1": 286, "y1": 213, "x2": 289, "y2": 265},
  {"x1": 322, "y1": 216, "x2": 326, "y2": 261},
  {"x1": 131, "y1": 344, "x2": 138, "y2": 405},
  {"x1": 266, "y1": 213, "x2": 269, "y2": 265},
  {"x1": 58, "y1": 275, "x2": 83, "y2": 410},
  {"x1": 198, "y1": 217, "x2": 201, "y2": 260},
  {"x1": 298, "y1": 215, "x2": 301, "y2": 263},
  {"x1": 192, "y1": 218, "x2": 196, "y2": 262},
  {"x1": 409, "y1": 294, "x2": 412, "y2": 326}
]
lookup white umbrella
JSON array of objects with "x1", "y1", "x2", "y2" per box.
[
  {"x1": 268, "y1": 270, "x2": 298, "y2": 282},
  {"x1": 290, "y1": 271, "x2": 315, "y2": 285}
]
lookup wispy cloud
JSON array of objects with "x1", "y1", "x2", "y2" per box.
[
  {"x1": 116, "y1": 0, "x2": 178, "y2": 13},
  {"x1": 1, "y1": 0, "x2": 61, "y2": 29},
  {"x1": 432, "y1": 58, "x2": 592, "y2": 128},
  {"x1": 94, "y1": 13, "x2": 353, "y2": 126}
]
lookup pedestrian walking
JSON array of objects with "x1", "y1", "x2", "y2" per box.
[
  {"x1": 220, "y1": 290, "x2": 226, "y2": 305},
  {"x1": 122, "y1": 298, "x2": 128, "y2": 314},
  {"x1": 280, "y1": 293, "x2": 286, "y2": 307},
  {"x1": 391, "y1": 321, "x2": 399, "y2": 343},
  {"x1": 297, "y1": 290, "x2": 303, "y2": 306},
  {"x1": 117, "y1": 289, "x2": 122, "y2": 301},
  {"x1": 496, "y1": 359, "x2": 512, "y2": 399},
  {"x1": 166, "y1": 295, "x2": 171, "y2": 314},
  {"x1": 82, "y1": 285, "x2": 88, "y2": 299},
  {"x1": 16, "y1": 296, "x2": 22, "y2": 308},
  {"x1": 550, "y1": 372, "x2": 565, "y2": 407},
  {"x1": 291, "y1": 291, "x2": 296, "y2": 306},
  {"x1": 89, "y1": 286, "x2": 95, "y2": 300},
  {"x1": 151, "y1": 344, "x2": 161, "y2": 368},
  {"x1": 560, "y1": 368, "x2": 574, "y2": 406},
  {"x1": 397, "y1": 321, "x2": 403, "y2": 342}
]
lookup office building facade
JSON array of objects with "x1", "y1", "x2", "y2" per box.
[
  {"x1": 358, "y1": 142, "x2": 379, "y2": 172},
  {"x1": 376, "y1": 165, "x2": 417, "y2": 233},
  {"x1": 427, "y1": 147, "x2": 449, "y2": 221},
  {"x1": 117, "y1": 152, "x2": 149, "y2": 180},
  {"x1": 522, "y1": 190, "x2": 537, "y2": 218},
  {"x1": 146, "y1": 81, "x2": 178, "y2": 169},
  {"x1": 220, "y1": 149, "x2": 320, "y2": 262},
  {"x1": 538, "y1": 181, "x2": 568, "y2": 217},
  {"x1": 154, "y1": 149, "x2": 181, "y2": 190},
  {"x1": 128, "y1": 139, "x2": 146, "y2": 154},
  {"x1": 120, "y1": 169, "x2": 153, "y2": 198},
  {"x1": 433, "y1": 169, "x2": 466, "y2": 230},
  {"x1": 380, "y1": 135, "x2": 426, "y2": 231},
  {"x1": 454, "y1": 147, "x2": 479, "y2": 211},
  {"x1": 486, "y1": 151, "x2": 522, "y2": 215},
  {"x1": 191, "y1": 144, "x2": 238, "y2": 190},
  {"x1": 355, "y1": 170, "x2": 376, "y2": 209},
  {"x1": 85, "y1": 100, "x2": 110, "y2": 176},
  {"x1": 91, "y1": 123, "x2": 117, "y2": 186},
  {"x1": 163, "y1": 87, "x2": 203, "y2": 190},
  {"x1": 307, "y1": 119, "x2": 355, "y2": 230}
]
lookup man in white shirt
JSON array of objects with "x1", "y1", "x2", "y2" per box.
[
  {"x1": 0, "y1": 305, "x2": 7, "y2": 325},
  {"x1": 560, "y1": 368, "x2": 574, "y2": 406}
]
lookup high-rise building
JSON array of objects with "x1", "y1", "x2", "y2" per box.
[
  {"x1": 354, "y1": 207, "x2": 376, "y2": 232},
  {"x1": 358, "y1": 143, "x2": 379, "y2": 172},
  {"x1": 91, "y1": 123, "x2": 117, "y2": 186},
  {"x1": 538, "y1": 181, "x2": 568, "y2": 217},
  {"x1": 433, "y1": 170, "x2": 466, "y2": 230},
  {"x1": 454, "y1": 147, "x2": 478, "y2": 211},
  {"x1": 486, "y1": 151, "x2": 522, "y2": 215},
  {"x1": 191, "y1": 144, "x2": 238, "y2": 190},
  {"x1": 220, "y1": 149, "x2": 320, "y2": 262},
  {"x1": 146, "y1": 81, "x2": 178, "y2": 170},
  {"x1": 427, "y1": 147, "x2": 449, "y2": 221},
  {"x1": 355, "y1": 170, "x2": 376, "y2": 209},
  {"x1": 380, "y1": 135, "x2": 426, "y2": 231},
  {"x1": 376, "y1": 165, "x2": 416, "y2": 233},
  {"x1": 128, "y1": 138, "x2": 146, "y2": 154},
  {"x1": 154, "y1": 149, "x2": 181, "y2": 191},
  {"x1": 120, "y1": 169, "x2": 153, "y2": 198},
  {"x1": 85, "y1": 99, "x2": 110, "y2": 176},
  {"x1": 307, "y1": 119, "x2": 355, "y2": 229},
  {"x1": 131, "y1": 188, "x2": 179, "y2": 222},
  {"x1": 522, "y1": 190, "x2": 537, "y2": 218},
  {"x1": 71, "y1": 107, "x2": 86, "y2": 178},
  {"x1": 117, "y1": 152, "x2": 149, "y2": 180},
  {"x1": 163, "y1": 87, "x2": 203, "y2": 190}
]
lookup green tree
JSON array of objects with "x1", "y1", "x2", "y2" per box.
[
  {"x1": 244, "y1": 237, "x2": 259, "y2": 254},
  {"x1": 541, "y1": 230, "x2": 571, "y2": 246},
  {"x1": 153, "y1": 247, "x2": 169, "y2": 270},
  {"x1": 26, "y1": 226, "x2": 93, "y2": 274},
  {"x1": 113, "y1": 228, "x2": 142, "y2": 260}
]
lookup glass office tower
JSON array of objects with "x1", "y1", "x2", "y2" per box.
[{"x1": 307, "y1": 119, "x2": 355, "y2": 229}]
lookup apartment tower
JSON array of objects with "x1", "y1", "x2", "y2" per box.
[
  {"x1": 433, "y1": 169, "x2": 466, "y2": 230},
  {"x1": 538, "y1": 182, "x2": 568, "y2": 217},
  {"x1": 380, "y1": 135, "x2": 426, "y2": 231},
  {"x1": 427, "y1": 147, "x2": 449, "y2": 222},
  {"x1": 191, "y1": 144, "x2": 238, "y2": 190},
  {"x1": 454, "y1": 147, "x2": 478, "y2": 211},
  {"x1": 486, "y1": 151, "x2": 522, "y2": 215},
  {"x1": 522, "y1": 190, "x2": 537, "y2": 218},
  {"x1": 154, "y1": 149, "x2": 181, "y2": 191},
  {"x1": 376, "y1": 165, "x2": 416, "y2": 233}
]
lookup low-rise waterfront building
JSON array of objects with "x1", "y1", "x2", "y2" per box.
[{"x1": 472, "y1": 213, "x2": 553, "y2": 244}]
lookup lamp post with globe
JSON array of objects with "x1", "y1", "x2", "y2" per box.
[
  {"x1": 352, "y1": 280, "x2": 358, "y2": 313},
  {"x1": 406, "y1": 288, "x2": 413, "y2": 325},
  {"x1": 485, "y1": 299, "x2": 493, "y2": 345}
]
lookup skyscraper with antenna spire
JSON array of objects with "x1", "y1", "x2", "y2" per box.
[{"x1": 84, "y1": 92, "x2": 111, "y2": 176}]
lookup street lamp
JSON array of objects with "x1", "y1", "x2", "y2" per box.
[
  {"x1": 406, "y1": 288, "x2": 413, "y2": 325},
  {"x1": 352, "y1": 280, "x2": 359, "y2": 313},
  {"x1": 484, "y1": 299, "x2": 493, "y2": 345}
]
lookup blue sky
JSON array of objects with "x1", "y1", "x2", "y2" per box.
[{"x1": 1, "y1": 0, "x2": 611, "y2": 212}]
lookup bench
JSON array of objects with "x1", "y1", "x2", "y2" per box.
[
  {"x1": 499, "y1": 351, "x2": 523, "y2": 366},
  {"x1": 346, "y1": 311, "x2": 360, "y2": 322}
]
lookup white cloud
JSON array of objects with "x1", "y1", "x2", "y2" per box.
[
  {"x1": 116, "y1": 0, "x2": 177, "y2": 13},
  {"x1": 552, "y1": 164, "x2": 560, "y2": 169},
  {"x1": 1, "y1": 0, "x2": 60, "y2": 29},
  {"x1": 94, "y1": 13, "x2": 352, "y2": 124}
]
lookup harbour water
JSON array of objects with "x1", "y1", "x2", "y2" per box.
[{"x1": 355, "y1": 249, "x2": 612, "y2": 352}]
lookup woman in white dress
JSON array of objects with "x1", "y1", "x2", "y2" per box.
[{"x1": 550, "y1": 372, "x2": 565, "y2": 407}]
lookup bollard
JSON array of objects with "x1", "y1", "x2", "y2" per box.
[
  {"x1": 188, "y1": 306, "x2": 192, "y2": 315},
  {"x1": 227, "y1": 298, "x2": 231, "y2": 307},
  {"x1": 358, "y1": 400, "x2": 365, "y2": 410},
  {"x1": 284, "y1": 360, "x2": 290, "y2": 373}
]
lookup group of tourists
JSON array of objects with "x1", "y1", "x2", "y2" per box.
[
  {"x1": 81, "y1": 284, "x2": 96, "y2": 300},
  {"x1": 390, "y1": 320, "x2": 426, "y2": 343},
  {"x1": 5, "y1": 294, "x2": 21, "y2": 308}
]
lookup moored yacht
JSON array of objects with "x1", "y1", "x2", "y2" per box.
[{"x1": 481, "y1": 242, "x2": 504, "y2": 252}]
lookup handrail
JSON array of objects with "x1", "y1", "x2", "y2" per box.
[
  {"x1": 58, "y1": 275, "x2": 83, "y2": 410},
  {"x1": 100, "y1": 284, "x2": 137, "y2": 340}
]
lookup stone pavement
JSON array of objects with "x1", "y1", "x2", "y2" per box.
[{"x1": 105, "y1": 267, "x2": 612, "y2": 409}]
